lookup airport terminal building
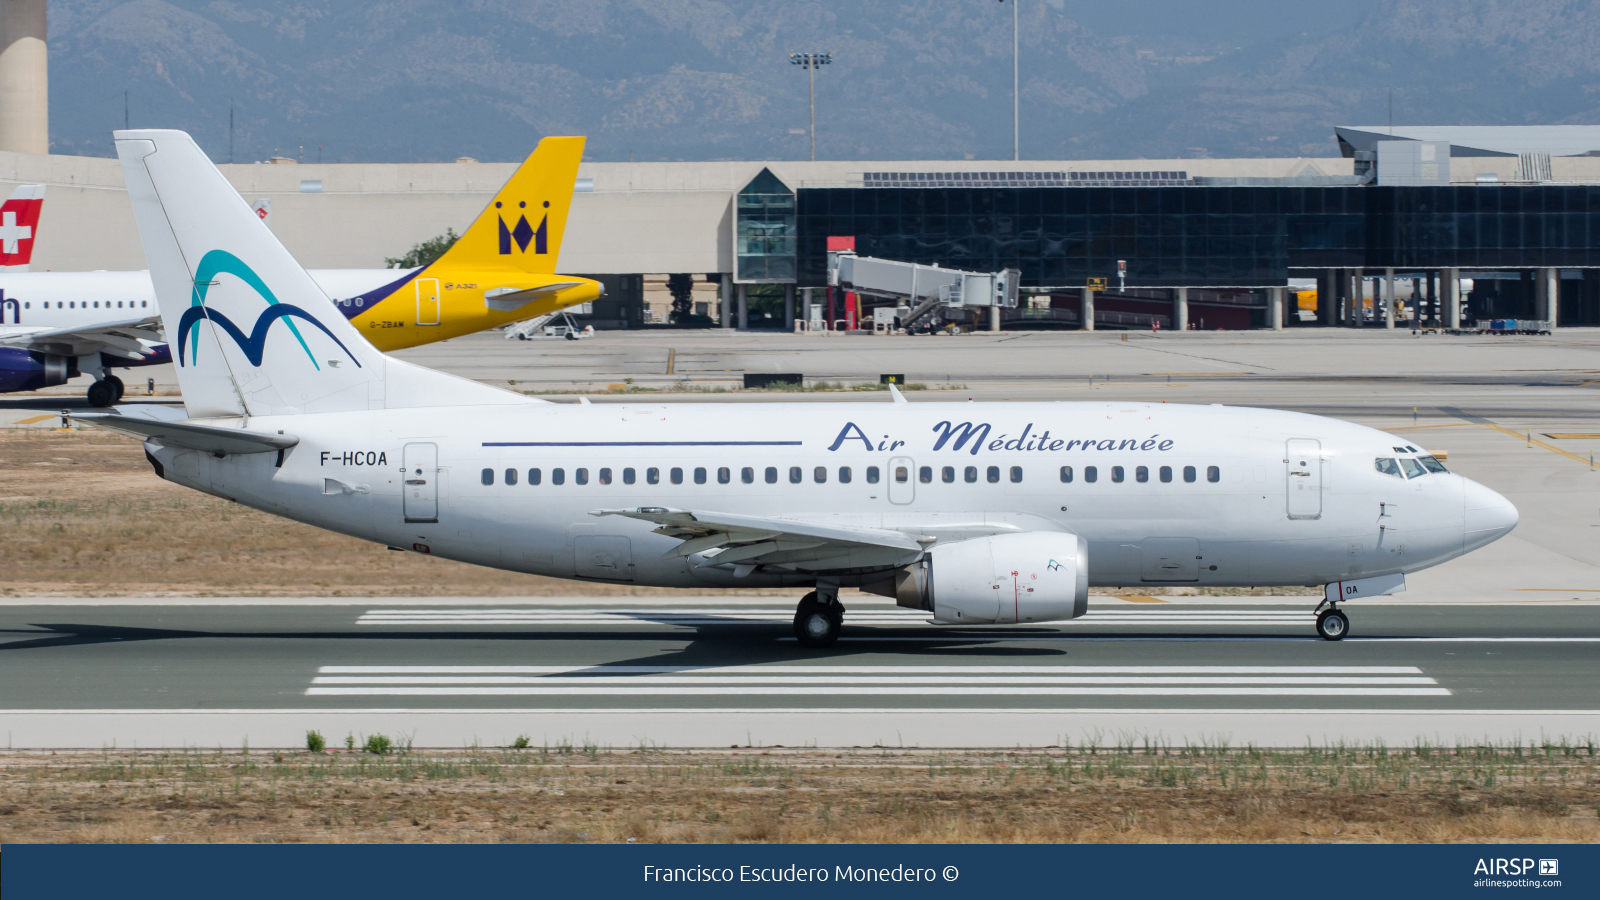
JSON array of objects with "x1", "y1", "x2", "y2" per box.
[{"x1": 10, "y1": 124, "x2": 1600, "y2": 332}]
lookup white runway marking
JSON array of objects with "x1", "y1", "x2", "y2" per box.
[
  {"x1": 355, "y1": 608, "x2": 1317, "y2": 627},
  {"x1": 306, "y1": 664, "x2": 1448, "y2": 697}
]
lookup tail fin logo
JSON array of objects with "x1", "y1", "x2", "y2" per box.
[
  {"x1": 0, "y1": 184, "x2": 44, "y2": 268},
  {"x1": 177, "y1": 249, "x2": 361, "y2": 370},
  {"x1": 496, "y1": 200, "x2": 549, "y2": 255}
]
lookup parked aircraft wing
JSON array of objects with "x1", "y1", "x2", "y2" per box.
[
  {"x1": 591, "y1": 506, "x2": 924, "y2": 572},
  {"x1": 70, "y1": 411, "x2": 298, "y2": 456},
  {"x1": 0, "y1": 315, "x2": 164, "y2": 360}
]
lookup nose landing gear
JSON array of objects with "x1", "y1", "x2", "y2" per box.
[
  {"x1": 793, "y1": 588, "x2": 845, "y2": 648},
  {"x1": 1312, "y1": 594, "x2": 1350, "y2": 641}
]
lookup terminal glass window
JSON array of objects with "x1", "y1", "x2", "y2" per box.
[{"x1": 736, "y1": 168, "x2": 797, "y2": 281}]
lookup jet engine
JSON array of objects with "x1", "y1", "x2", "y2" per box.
[
  {"x1": 0, "y1": 348, "x2": 74, "y2": 393},
  {"x1": 884, "y1": 532, "x2": 1089, "y2": 625}
]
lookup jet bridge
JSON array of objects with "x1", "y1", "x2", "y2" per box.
[{"x1": 827, "y1": 251, "x2": 1019, "y2": 331}]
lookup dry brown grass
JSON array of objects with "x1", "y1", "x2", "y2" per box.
[
  {"x1": 0, "y1": 429, "x2": 795, "y2": 597},
  {"x1": 0, "y1": 744, "x2": 1596, "y2": 844}
]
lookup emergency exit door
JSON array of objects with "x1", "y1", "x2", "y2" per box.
[
  {"x1": 403, "y1": 442, "x2": 438, "y2": 523},
  {"x1": 1286, "y1": 438, "x2": 1322, "y2": 519},
  {"x1": 416, "y1": 278, "x2": 441, "y2": 325}
]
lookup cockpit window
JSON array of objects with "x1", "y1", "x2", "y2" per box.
[
  {"x1": 1399, "y1": 457, "x2": 1426, "y2": 479},
  {"x1": 1392, "y1": 447, "x2": 1409, "y2": 454},
  {"x1": 1418, "y1": 455, "x2": 1447, "y2": 473},
  {"x1": 1375, "y1": 458, "x2": 1404, "y2": 478}
]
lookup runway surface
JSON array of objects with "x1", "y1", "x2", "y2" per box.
[{"x1": 2, "y1": 596, "x2": 1596, "y2": 748}]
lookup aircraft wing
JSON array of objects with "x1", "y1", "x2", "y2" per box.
[
  {"x1": 0, "y1": 315, "x2": 165, "y2": 360},
  {"x1": 591, "y1": 506, "x2": 925, "y2": 573},
  {"x1": 70, "y1": 410, "x2": 298, "y2": 456}
]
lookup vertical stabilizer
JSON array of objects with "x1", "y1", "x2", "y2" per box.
[
  {"x1": 442, "y1": 136, "x2": 585, "y2": 275},
  {"x1": 0, "y1": 184, "x2": 44, "y2": 271},
  {"x1": 116, "y1": 130, "x2": 389, "y2": 418}
]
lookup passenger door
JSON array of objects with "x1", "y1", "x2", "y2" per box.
[
  {"x1": 887, "y1": 456, "x2": 915, "y2": 505},
  {"x1": 1140, "y1": 537, "x2": 1200, "y2": 582},
  {"x1": 415, "y1": 278, "x2": 441, "y2": 325},
  {"x1": 1286, "y1": 438, "x2": 1322, "y2": 519},
  {"x1": 402, "y1": 442, "x2": 438, "y2": 523},
  {"x1": 574, "y1": 536, "x2": 634, "y2": 580}
]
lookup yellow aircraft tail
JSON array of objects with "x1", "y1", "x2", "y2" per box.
[{"x1": 441, "y1": 136, "x2": 585, "y2": 274}]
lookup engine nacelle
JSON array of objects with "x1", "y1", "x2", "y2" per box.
[
  {"x1": 890, "y1": 532, "x2": 1088, "y2": 625},
  {"x1": 0, "y1": 347, "x2": 74, "y2": 393}
]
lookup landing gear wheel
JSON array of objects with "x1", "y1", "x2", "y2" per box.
[
  {"x1": 105, "y1": 375, "x2": 125, "y2": 402},
  {"x1": 1316, "y1": 608, "x2": 1350, "y2": 641},
  {"x1": 793, "y1": 590, "x2": 844, "y2": 649},
  {"x1": 86, "y1": 380, "x2": 116, "y2": 408}
]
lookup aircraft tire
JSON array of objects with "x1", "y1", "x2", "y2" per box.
[
  {"x1": 1315, "y1": 608, "x2": 1349, "y2": 641},
  {"x1": 86, "y1": 380, "x2": 116, "y2": 408},
  {"x1": 793, "y1": 592, "x2": 842, "y2": 649},
  {"x1": 105, "y1": 375, "x2": 125, "y2": 402}
]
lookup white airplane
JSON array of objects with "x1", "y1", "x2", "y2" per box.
[{"x1": 77, "y1": 130, "x2": 1520, "y2": 647}]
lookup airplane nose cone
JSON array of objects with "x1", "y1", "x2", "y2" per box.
[{"x1": 1463, "y1": 478, "x2": 1518, "y2": 550}]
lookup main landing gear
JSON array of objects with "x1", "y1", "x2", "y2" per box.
[
  {"x1": 86, "y1": 375, "x2": 124, "y2": 408},
  {"x1": 1312, "y1": 595, "x2": 1350, "y2": 641},
  {"x1": 793, "y1": 588, "x2": 845, "y2": 649}
]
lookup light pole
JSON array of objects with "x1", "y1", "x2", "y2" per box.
[
  {"x1": 789, "y1": 51, "x2": 832, "y2": 161},
  {"x1": 999, "y1": 0, "x2": 1018, "y2": 160}
]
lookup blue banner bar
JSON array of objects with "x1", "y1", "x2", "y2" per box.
[{"x1": 3, "y1": 844, "x2": 1593, "y2": 899}]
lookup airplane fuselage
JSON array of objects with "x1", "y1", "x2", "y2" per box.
[{"x1": 146, "y1": 400, "x2": 1517, "y2": 592}]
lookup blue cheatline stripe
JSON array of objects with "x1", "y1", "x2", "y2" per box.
[{"x1": 482, "y1": 441, "x2": 803, "y2": 447}]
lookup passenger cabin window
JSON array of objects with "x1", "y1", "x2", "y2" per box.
[
  {"x1": 1206, "y1": 466, "x2": 1220, "y2": 483},
  {"x1": 1060, "y1": 466, "x2": 1073, "y2": 483},
  {"x1": 814, "y1": 466, "x2": 828, "y2": 483},
  {"x1": 575, "y1": 468, "x2": 589, "y2": 485},
  {"x1": 1111, "y1": 466, "x2": 1124, "y2": 483},
  {"x1": 647, "y1": 467, "x2": 660, "y2": 485},
  {"x1": 839, "y1": 466, "x2": 852, "y2": 483},
  {"x1": 1159, "y1": 466, "x2": 1172, "y2": 483},
  {"x1": 599, "y1": 468, "x2": 612, "y2": 485},
  {"x1": 790, "y1": 466, "x2": 803, "y2": 484},
  {"x1": 918, "y1": 466, "x2": 932, "y2": 483},
  {"x1": 966, "y1": 465, "x2": 978, "y2": 483},
  {"x1": 1085, "y1": 466, "x2": 1098, "y2": 483},
  {"x1": 623, "y1": 468, "x2": 635, "y2": 485},
  {"x1": 1010, "y1": 466, "x2": 1023, "y2": 483},
  {"x1": 717, "y1": 466, "x2": 730, "y2": 484},
  {"x1": 894, "y1": 466, "x2": 908, "y2": 484},
  {"x1": 671, "y1": 467, "x2": 683, "y2": 485},
  {"x1": 481, "y1": 468, "x2": 494, "y2": 486},
  {"x1": 528, "y1": 468, "x2": 542, "y2": 485},
  {"x1": 693, "y1": 467, "x2": 706, "y2": 484},
  {"x1": 1398, "y1": 457, "x2": 1425, "y2": 479},
  {"x1": 1184, "y1": 465, "x2": 1196, "y2": 483},
  {"x1": 552, "y1": 468, "x2": 565, "y2": 485},
  {"x1": 1135, "y1": 466, "x2": 1148, "y2": 483},
  {"x1": 866, "y1": 466, "x2": 880, "y2": 484},
  {"x1": 942, "y1": 466, "x2": 955, "y2": 483},
  {"x1": 986, "y1": 466, "x2": 1000, "y2": 483},
  {"x1": 1375, "y1": 458, "x2": 1404, "y2": 479},
  {"x1": 504, "y1": 468, "x2": 517, "y2": 486},
  {"x1": 766, "y1": 466, "x2": 779, "y2": 484},
  {"x1": 741, "y1": 467, "x2": 754, "y2": 484}
]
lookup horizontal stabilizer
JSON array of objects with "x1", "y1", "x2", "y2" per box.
[
  {"x1": 483, "y1": 282, "x2": 589, "y2": 312},
  {"x1": 71, "y1": 411, "x2": 298, "y2": 456}
]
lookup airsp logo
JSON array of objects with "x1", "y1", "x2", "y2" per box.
[
  {"x1": 1047, "y1": 559, "x2": 1063, "y2": 572},
  {"x1": 497, "y1": 199, "x2": 549, "y2": 255}
]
